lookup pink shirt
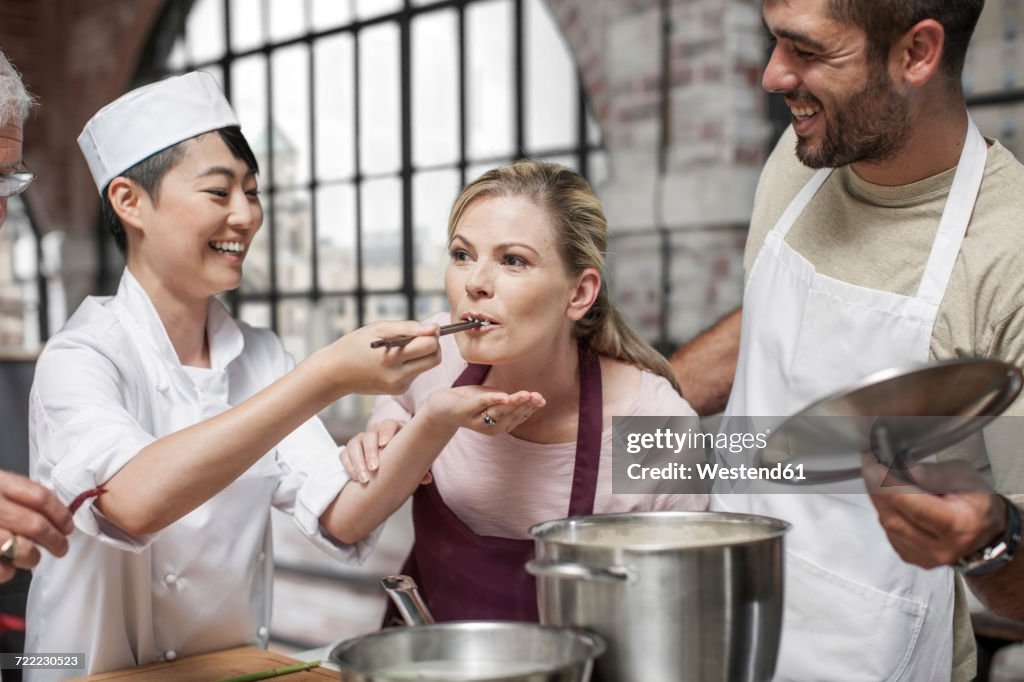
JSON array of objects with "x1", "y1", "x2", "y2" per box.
[{"x1": 371, "y1": 317, "x2": 708, "y2": 539}]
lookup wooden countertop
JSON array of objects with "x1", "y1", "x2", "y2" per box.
[{"x1": 71, "y1": 646, "x2": 337, "y2": 681}]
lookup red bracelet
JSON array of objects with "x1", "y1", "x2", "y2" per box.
[{"x1": 68, "y1": 487, "x2": 107, "y2": 514}]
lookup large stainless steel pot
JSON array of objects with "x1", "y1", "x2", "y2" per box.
[
  {"x1": 329, "y1": 576, "x2": 605, "y2": 681},
  {"x1": 527, "y1": 511, "x2": 789, "y2": 682}
]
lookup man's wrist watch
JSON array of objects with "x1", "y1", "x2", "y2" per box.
[{"x1": 955, "y1": 495, "x2": 1022, "y2": 577}]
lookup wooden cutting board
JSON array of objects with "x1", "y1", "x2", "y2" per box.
[{"x1": 71, "y1": 646, "x2": 337, "y2": 681}]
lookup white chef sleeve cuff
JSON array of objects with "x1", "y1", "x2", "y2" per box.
[
  {"x1": 290, "y1": 456, "x2": 382, "y2": 565},
  {"x1": 41, "y1": 407, "x2": 160, "y2": 552}
]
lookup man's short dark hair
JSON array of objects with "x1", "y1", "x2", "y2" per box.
[
  {"x1": 100, "y1": 126, "x2": 259, "y2": 253},
  {"x1": 828, "y1": 0, "x2": 984, "y2": 82}
]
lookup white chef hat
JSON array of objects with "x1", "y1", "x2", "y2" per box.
[{"x1": 78, "y1": 71, "x2": 239, "y2": 195}]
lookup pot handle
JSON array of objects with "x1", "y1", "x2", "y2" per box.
[
  {"x1": 525, "y1": 560, "x2": 636, "y2": 583},
  {"x1": 381, "y1": 575, "x2": 436, "y2": 626}
]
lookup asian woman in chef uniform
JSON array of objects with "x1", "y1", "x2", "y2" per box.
[
  {"x1": 24, "y1": 72, "x2": 440, "y2": 679},
  {"x1": 338, "y1": 161, "x2": 709, "y2": 622}
]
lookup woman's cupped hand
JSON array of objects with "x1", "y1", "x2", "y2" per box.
[{"x1": 340, "y1": 387, "x2": 545, "y2": 485}]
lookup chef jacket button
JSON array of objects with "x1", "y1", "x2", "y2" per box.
[
  {"x1": 258, "y1": 626, "x2": 269, "y2": 638},
  {"x1": 165, "y1": 651, "x2": 176, "y2": 661},
  {"x1": 156, "y1": 381, "x2": 169, "y2": 393},
  {"x1": 164, "y1": 573, "x2": 177, "y2": 585}
]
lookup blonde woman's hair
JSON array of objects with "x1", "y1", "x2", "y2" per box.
[{"x1": 447, "y1": 160, "x2": 682, "y2": 394}]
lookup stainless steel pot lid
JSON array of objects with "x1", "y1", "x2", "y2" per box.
[
  {"x1": 752, "y1": 359, "x2": 1023, "y2": 484},
  {"x1": 530, "y1": 511, "x2": 790, "y2": 550}
]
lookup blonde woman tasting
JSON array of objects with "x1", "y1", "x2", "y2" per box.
[{"x1": 338, "y1": 161, "x2": 706, "y2": 622}]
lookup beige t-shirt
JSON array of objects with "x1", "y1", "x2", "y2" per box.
[{"x1": 745, "y1": 126, "x2": 1024, "y2": 682}]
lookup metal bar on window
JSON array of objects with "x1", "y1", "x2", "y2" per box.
[
  {"x1": 263, "y1": 0, "x2": 279, "y2": 332},
  {"x1": 354, "y1": 28, "x2": 366, "y2": 328},
  {"x1": 223, "y1": 0, "x2": 240, "y2": 317},
  {"x1": 514, "y1": 0, "x2": 525, "y2": 159},
  {"x1": 400, "y1": 1, "x2": 415, "y2": 319},
  {"x1": 577, "y1": 77, "x2": 589, "y2": 181},
  {"x1": 967, "y1": 88, "x2": 1024, "y2": 108},
  {"x1": 307, "y1": 37, "x2": 320, "y2": 302},
  {"x1": 457, "y1": 1, "x2": 468, "y2": 188}
]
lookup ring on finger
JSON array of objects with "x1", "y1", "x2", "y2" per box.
[
  {"x1": 0, "y1": 536, "x2": 16, "y2": 562},
  {"x1": 482, "y1": 409, "x2": 497, "y2": 427}
]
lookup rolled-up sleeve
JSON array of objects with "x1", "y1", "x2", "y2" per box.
[
  {"x1": 271, "y1": 414, "x2": 380, "y2": 564},
  {"x1": 30, "y1": 342, "x2": 158, "y2": 551}
]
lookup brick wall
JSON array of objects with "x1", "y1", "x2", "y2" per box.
[
  {"x1": 547, "y1": 0, "x2": 769, "y2": 346},
  {"x1": 0, "y1": 0, "x2": 166, "y2": 310}
]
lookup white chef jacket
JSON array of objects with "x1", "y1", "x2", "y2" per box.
[{"x1": 24, "y1": 269, "x2": 373, "y2": 681}]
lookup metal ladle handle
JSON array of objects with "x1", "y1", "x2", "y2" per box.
[{"x1": 381, "y1": 575, "x2": 436, "y2": 626}]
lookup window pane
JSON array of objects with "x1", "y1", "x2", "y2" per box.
[
  {"x1": 416, "y1": 293, "x2": 448, "y2": 321},
  {"x1": 588, "y1": 149, "x2": 611, "y2": 189},
  {"x1": 317, "y1": 183, "x2": 357, "y2": 292},
  {"x1": 201, "y1": 64, "x2": 224, "y2": 91},
  {"x1": 311, "y1": 0, "x2": 353, "y2": 31},
  {"x1": 535, "y1": 153, "x2": 576, "y2": 170},
  {"x1": 587, "y1": 107, "x2": 602, "y2": 145},
  {"x1": 321, "y1": 393, "x2": 373, "y2": 442},
  {"x1": 281, "y1": 295, "x2": 355, "y2": 367},
  {"x1": 361, "y1": 177, "x2": 403, "y2": 291},
  {"x1": 241, "y1": 209, "x2": 271, "y2": 294},
  {"x1": 186, "y1": 0, "x2": 225, "y2": 64},
  {"x1": 167, "y1": 36, "x2": 187, "y2": 72},
  {"x1": 233, "y1": 56, "x2": 270, "y2": 295},
  {"x1": 314, "y1": 35, "x2": 355, "y2": 181},
  {"x1": 311, "y1": 296, "x2": 364, "y2": 435},
  {"x1": 413, "y1": 10, "x2": 459, "y2": 167},
  {"x1": 356, "y1": 0, "x2": 402, "y2": 21},
  {"x1": 271, "y1": 45, "x2": 311, "y2": 186},
  {"x1": 467, "y1": 0, "x2": 514, "y2": 160},
  {"x1": 278, "y1": 298, "x2": 314, "y2": 361},
  {"x1": 413, "y1": 169, "x2": 459, "y2": 291},
  {"x1": 274, "y1": 189, "x2": 313, "y2": 293},
  {"x1": 525, "y1": 0, "x2": 575, "y2": 152},
  {"x1": 366, "y1": 294, "x2": 408, "y2": 322},
  {"x1": 230, "y1": 0, "x2": 264, "y2": 52},
  {"x1": 359, "y1": 24, "x2": 401, "y2": 175},
  {"x1": 238, "y1": 301, "x2": 272, "y2": 330},
  {"x1": 467, "y1": 160, "x2": 507, "y2": 183},
  {"x1": 231, "y1": 55, "x2": 268, "y2": 162},
  {"x1": 0, "y1": 197, "x2": 39, "y2": 351},
  {"x1": 970, "y1": 103, "x2": 1024, "y2": 160},
  {"x1": 269, "y1": 0, "x2": 306, "y2": 42}
]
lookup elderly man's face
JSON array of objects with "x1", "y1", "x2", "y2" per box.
[{"x1": 0, "y1": 119, "x2": 24, "y2": 227}]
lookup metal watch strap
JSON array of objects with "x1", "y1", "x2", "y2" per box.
[{"x1": 956, "y1": 495, "x2": 1022, "y2": 577}]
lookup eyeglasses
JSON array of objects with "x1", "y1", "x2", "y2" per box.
[{"x1": 0, "y1": 162, "x2": 34, "y2": 199}]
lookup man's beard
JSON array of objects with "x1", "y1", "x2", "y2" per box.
[{"x1": 795, "y1": 65, "x2": 911, "y2": 169}]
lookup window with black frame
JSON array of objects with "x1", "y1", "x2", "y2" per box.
[{"x1": 131, "y1": 0, "x2": 607, "y2": 438}]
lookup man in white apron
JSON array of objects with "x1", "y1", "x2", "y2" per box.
[{"x1": 672, "y1": 1, "x2": 1024, "y2": 679}]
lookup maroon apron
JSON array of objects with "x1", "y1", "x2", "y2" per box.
[{"x1": 384, "y1": 344, "x2": 603, "y2": 624}]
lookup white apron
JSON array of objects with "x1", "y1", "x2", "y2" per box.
[{"x1": 713, "y1": 120, "x2": 987, "y2": 681}]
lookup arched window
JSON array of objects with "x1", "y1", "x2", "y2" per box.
[{"x1": 131, "y1": 0, "x2": 606, "y2": 437}]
